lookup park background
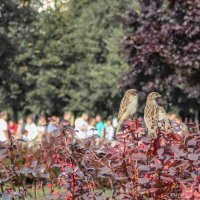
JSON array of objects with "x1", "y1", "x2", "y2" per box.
[
  {"x1": 0, "y1": 0, "x2": 200, "y2": 121},
  {"x1": 1, "y1": 1, "x2": 200, "y2": 199}
]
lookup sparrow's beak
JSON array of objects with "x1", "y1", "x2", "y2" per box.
[{"x1": 158, "y1": 94, "x2": 162, "y2": 98}]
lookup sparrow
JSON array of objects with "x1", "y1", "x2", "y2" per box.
[
  {"x1": 144, "y1": 92, "x2": 170, "y2": 139},
  {"x1": 158, "y1": 106, "x2": 171, "y2": 131},
  {"x1": 116, "y1": 89, "x2": 138, "y2": 134}
]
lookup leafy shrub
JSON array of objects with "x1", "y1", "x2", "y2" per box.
[
  {"x1": 100, "y1": 119, "x2": 200, "y2": 199},
  {"x1": 0, "y1": 118, "x2": 199, "y2": 199}
]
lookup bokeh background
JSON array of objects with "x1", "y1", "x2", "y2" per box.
[{"x1": 0, "y1": 0, "x2": 199, "y2": 122}]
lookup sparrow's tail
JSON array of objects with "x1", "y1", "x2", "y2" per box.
[{"x1": 148, "y1": 130, "x2": 158, "y2": 139}]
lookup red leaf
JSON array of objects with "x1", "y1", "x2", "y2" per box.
[
  {"x1": 138, "y1": 178, "x2": 149, "y2": 184},
  {"x1": 188, "y1": 153, "x2": 199, "y2": 161}
]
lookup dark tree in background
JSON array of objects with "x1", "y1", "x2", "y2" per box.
[
  {"x1": 0, "y1": 0, "x2": 138, "y2": 118},
  {"x1": 122, "y1": 0, "x2": 200, "y2": 120},
  {"x1": 0, "y1": 0, "x2": 37, "y2": 119}
]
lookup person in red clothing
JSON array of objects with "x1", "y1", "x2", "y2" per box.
[{"x1": 8, "y1": 119, "x2": 18, "y2": 137}]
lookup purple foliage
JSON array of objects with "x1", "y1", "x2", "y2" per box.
[
  {"x1": 121, "y1": 0, "x2": 200, "y2": 111},
  {"x1": 0, "y1": 119, "x2": 200, "y2": 199}
]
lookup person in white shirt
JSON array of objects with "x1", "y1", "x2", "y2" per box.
[
  {"x1": 105, "y1": 119, "x2": 115, "y2": 141},
  {"x1": 75, "y1": 113, "x2": 89, "y2": 139},
  {"x1": 25, "y1": 116, "x2": 38, "y2": 141},
  {"x1": 37, "y1": 116, "x2": 47, "y2": 134},
  {"x1": 112, "y1": 117, "x2": 118, "y2": 129},
  {"x1": 87, "y1": 117, "x2": 98, "y2": 138},
  {"x1": 0, "y1": 111, "x2": 8, "y2": 142}
]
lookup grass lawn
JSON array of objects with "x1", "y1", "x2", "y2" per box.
[{"x1": 27, "y1": 187, "x2": 113, "y2": 199}]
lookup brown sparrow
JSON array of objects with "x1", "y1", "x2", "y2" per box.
[
  {"x1": 144, "y1": 92, "x2": 170, "y2": 139},
  {"x1": 116, "y1": 89, "x2": 138, "y2": 134}
]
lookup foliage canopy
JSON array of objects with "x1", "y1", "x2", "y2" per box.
[
  {"x1": 122, "y1": 0, "x2": 200, "y2": 116},
  {"x1": 0, "y1": 0, "x2": 137, "y2": 117}
]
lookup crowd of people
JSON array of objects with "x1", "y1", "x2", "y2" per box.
[
  {"x1": 0, "y1": 111, "x2": 117, "y2": 144},
  {"x1": 0, "y1": 109, "x2": 193, "y2": 147},
  {"x1": 74, "y1": 113, "x2": 116, "y2": 140}
]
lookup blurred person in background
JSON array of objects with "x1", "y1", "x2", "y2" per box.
[
  {"x1": 25, "y1": 116, "x2": 38, "y2": 141},
  {"x1": 47, "y1": 116, "x2": 60, "y2": 138},
  {"x1": 112, "y1": 116, "x2": 118, "y2": 129},
  {"x1": 37, "y1": 116, "x2": 47, "y2": 143},
  {"x1": 169, "y1": 114, "x2": 179, "y2": 123},
  {"x1": 87, "y1": 117, "x2": 98, "y2": 138},
  {"x1": 170, "y1": 113, "x2": 189, "y2": 136},
  {"x1": 22, "y1": 130, "x2": 29, "y2": 142},
  {"x1": 95, "y1": 115, "x2": 106, "y2": 139},
  {"x1": 8, "y1": 119, "x2": 18, "y2": 137},
  {"x1": 105, "y1": 118, "x2": 115, "y2": 141},
  {"x1": 0, "y1": 111, "x2": 8, "y2": 142},
  {"x1": 17, "y1": 118, "x2": 25, "y2": 139},
  {"x1": 75, "y1": 113, "x2": 89, "y2": 139},
  {"x1": 63, "y1": 111, "x2": 74, "y2": 126},
  {"x1": 37, "y1": 116, "x2": 47, "y2": 134}
]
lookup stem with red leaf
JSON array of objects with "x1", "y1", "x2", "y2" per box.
[
  {"x1": 71, "y1": 172, "x2": 75, "y2": 199},
  {"x1": 40, "y1": 181, "x2": 45, "y2": 199},
  {"x1": 33, "y1": 179, "x2": 38, "y2": 199},
  {"x1": 0, "y1": 173, "x2": 4, "y2": 193},
  {"x1": 135, "y1": 119, "x2": 139, "y2": 146}
]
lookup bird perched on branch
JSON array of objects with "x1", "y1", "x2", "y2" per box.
[
  {"x1": 116, "y1": 89, "x2": 138, "y2": 134},
  {"x1": 144, "y1": 92, "x2": 171, "y2": 139}
]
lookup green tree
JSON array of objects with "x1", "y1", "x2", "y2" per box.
[
  {"x1": 1, "y1": 0, "x2": 138, "y2": 118},
  {"x1": 0, "y1": 0, "x2": 38, "y2": 119},
  {"x1": 24, "y1": 0, "x2": 138, "y2": 117}
]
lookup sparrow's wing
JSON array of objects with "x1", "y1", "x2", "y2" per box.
[
  {"x1": 158, "y1": 106, "x2": 171, "y2": 131},
  {"x1": 118, "y1": 93, "x2": 131, "y2": 120},
  {"x1": 158, "y1": 106, "x2": 167, "y2": 120},
  {"x1": 144, "y1": 104, "x2": 160, "y2": 139},
  {"x1": 144, "y1": 104, "x2": 159, "y2": 130}
]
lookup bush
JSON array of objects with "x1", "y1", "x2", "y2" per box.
[{"x1": 0, "y1": 118, "x2": 199, "y2": 199}]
